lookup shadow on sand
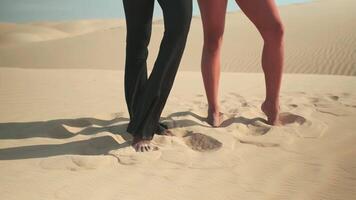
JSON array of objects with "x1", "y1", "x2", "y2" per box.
[{"x1": 0, "y1": 111, "x2": 268, "y2": 160}]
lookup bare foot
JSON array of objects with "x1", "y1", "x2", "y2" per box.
[
  {"x1": 261, "y1": 101, "x2": 281, "y2": 126},
  {"x1": 155, "y1": 123, "x2": 174, "y2": 136},
  {"x1": 132, "y1": 138, "x2": 157, "y2": 152},
  {"x1": 207, "y1": 111, "x2": 224, "y2": 127}
]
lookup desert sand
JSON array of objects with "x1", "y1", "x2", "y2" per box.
[{"x1": 0, "y1": 0, "x2": 355, "y2": 199}]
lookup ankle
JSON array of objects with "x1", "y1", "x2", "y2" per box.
[
  {"x1": 208, "y1": 107, "x2": 220, "y2": 115},
  {"x1": 264, "y1": 99, "x2": 279, "y2": 108},
  {"x1": 262, "y1": 101, "x2": 280, "y2": 114}
]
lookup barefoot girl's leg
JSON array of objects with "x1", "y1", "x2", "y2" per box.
[
  {"x1": 198, "y1": 0, "x2": 228, "y2": 127},
  {"x1": 235, "y1": 0, "x2": 285, "y2": 125}
]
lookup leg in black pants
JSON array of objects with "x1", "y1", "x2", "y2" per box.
[{"x1": 123, "y1": 0, "x2": 192, "y2": 151}]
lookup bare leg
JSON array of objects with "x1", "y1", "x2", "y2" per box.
[
  {"x1": 198, "y1": 0, "x2": 228, "y2": 127},
  {"x1": 235, "y1": 0, "x2": 284, "y2": 125}
]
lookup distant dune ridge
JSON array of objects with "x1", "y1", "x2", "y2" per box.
[
  {"x1": 0, "y1": 0, "x2": 355, "y2": 75},
  {"x1": 0, "y1": 0, "x2": 355, "y2": 200},
  {"x1": 0, "y1": 20, "x2": 124, "y2": 45}
]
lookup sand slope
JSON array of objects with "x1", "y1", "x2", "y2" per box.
[
  {"x1": 0, "y1": 20, "x2": 124, "y2": 45},
  {"x1": 0, "y1": 0, "x2": 355, "y2": 75}
]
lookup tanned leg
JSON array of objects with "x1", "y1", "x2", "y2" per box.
[
  {"x1": 197, "y1": 0, "x2": 228, "y2": 127},
  {"x1": 235, "y1": 0, "x2": 285, "y2": 125}
]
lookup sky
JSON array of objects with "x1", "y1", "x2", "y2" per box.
[{"x1": 0, "y1": 0, "x2": 310, "y2": 23}]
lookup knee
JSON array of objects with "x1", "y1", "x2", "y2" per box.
[
  {"x1": 259, "y1": 22, "x2": 284, "y2": 44},
  {"x1": 126, "y1": 30, "x2": 151, "y2": 58},
  {"x1": 127, "y1": 33, "x2": 150, "y2": 48},
  {"x1": 203, "y1": 31, "x2": 224, "y2": 53},
  {"x1": 175, "y1": 14, "x2": 192, "y2": 36}
]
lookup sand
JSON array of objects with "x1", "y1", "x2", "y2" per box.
[
  {"x1": 0, "y1": 0, "x2": 355, "y2": 75},
  {"x1": 0, "y1": 0, "x2": 356, "y2": 199}
]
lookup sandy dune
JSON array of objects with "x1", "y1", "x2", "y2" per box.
[
  {"x1": 0, "y1": 0, "x2": 356, "y2": 200},
  {"x1": 0, "y1": 0, "x2": 355, "y2": 75},
  {"x1": 0, "y1": 20, "x2": 124, "y2": 46}
]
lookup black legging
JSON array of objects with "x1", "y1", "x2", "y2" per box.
[{"x1": 123, "y1": 0, "x2": 192, "y2": 140}]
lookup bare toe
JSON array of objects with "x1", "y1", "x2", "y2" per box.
[
  {"x1": 132, "y1": 139, "x2": 158, "y2": 152},
  {"x1": 162, "y1": 129, "x2": 174, "y2": 136}
]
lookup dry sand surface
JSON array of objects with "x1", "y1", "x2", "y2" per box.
[{"x1": 0, "y1": 0, "x2": 356, "y2": 200}]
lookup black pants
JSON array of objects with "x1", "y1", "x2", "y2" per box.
[{"x1": 123, "y1": 0, "x2": 192, "y2": 140}]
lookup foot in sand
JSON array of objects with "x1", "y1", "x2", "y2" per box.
[
  {"x1": 155, "y1": 123, "x2": 174, "y2": 136},
  {"x1": 261, "y1": 101, "x2": 281, "y2": 126},
  {"x1": 132, "y1": 138, "x2": 157, "y2": 152},
  {"x1": 207, "y1": 110, "x2": 224, "y2": 127}
]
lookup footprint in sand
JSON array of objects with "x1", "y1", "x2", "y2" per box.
[
  {"x1": 38, "y1": 135, "x2": 133, "y2": 170},
  {"x1": 279, "y1": 112, "x2": 328, "y2": 139},
  {"x1": 308, "y1": 94, "x2": 354, "y2": 116},
  {"x1": 327, "y1": 95, "x2": 340, "y2": 101},
  {"x1": 108, "y1": 147, "x2": 161, "y2": 165},
  {"x1": 246, "y1": 121, "x2": 271, "y2": 136},
  {"x1": 335, "y1": 93, "x2": 356, "y2": 109},
  {"x1": 245, "y1": 112, "x2": 307, "y2": 136},
  {"x1": 313, "y1": 101, "x2": 352, "y2": 116},
  {"x1": 279, "y1": 112, "x2": 307, "y2": 126},
  {"x1": 316, "y1": 106, "x2": 350, "y2": 116},
  {"x1": 183, "y1": 132, "x2": 222, "y2": 152},
  {"x1": 238, "y1": 139, "x2": 280, "y2": 148},
  {"x1": 40, "y1": 155, "x2": 118, "y2": 171}
]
